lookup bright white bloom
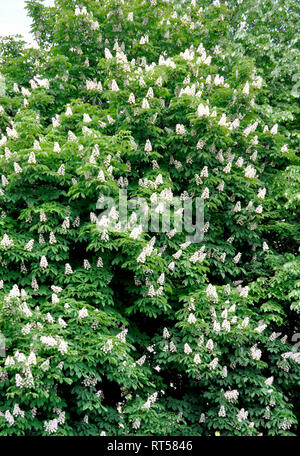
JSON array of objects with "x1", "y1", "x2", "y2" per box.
[
  {"x1": 111, "y1": 80, "x2": 119, "y2": 91},
  {"x1": 218, "y1": 114, "x2": 227, "y2": 127},
  {"x1": 233, "y1": 201, "x2": 241, "y2": 213},
  {"x1": 141, "y1": 97, "x2": 149, "y2": 109},
  {"x1": 252, "y1": 76, "x2": 262, "y2": 88},
  {"x1": 237, "y1": 408, "x2": 248, "y2": 422},
  {"x1": 1, "y1": 174, "x2": 9, "y2": 187},
  {"x1": 206, "y1": 284, "x2": 218, "y2": 302},
  {"x1": 44, "y1": 418, "x2": 58, "y2": 434},
  {"x1": 65, "y1": 106, "x2": 73, "y2": 116},
  {"x1": 263, "y1": 241, "x2": 269, "y2": 251},
  {"x1": 217, "y1": 181, "x2": 224, "y2": 192},
  {"x1": 83, "y1": 259, "x2": 91, "y2": 270},
  {"x1": 0, "y1": 233, "x2": 13, "y2": 249},
  {"x1": 222, "y1": 320, "x2": 231, "y2": 332},
  {"x1": 173, "y1": 249, "x2": 182, "y2": 260},
  {"x1": 65, "y1": 263, "x2": 73, "y2": 275},
  {"x1": 209, "y1": 358, "x2": 218, "y2": 369},
  {"x1": 270, "y1": 124, "x2": 278, "y2": 135},
  {"x1": 201, "y1": 187, "x2": 210, "y2": 199},
  {"x1": 188, "y1": 313, "x2": 197, "y2": 324},
  {"x1": 58, "y1": 317, "x2": 67, "y2": 328},
  {"x1": 136, "y1": 355, "x2": 146, "y2": 366},
  {"x1": 14, "y1": 162, "x2": 22, "y2": 174},
  {"x1": 184, "y1": 343, "x2": 192, "y2": 354},
  {"x1": 41, "y1": 336, "x2": 57, "y2": 347},
  {"x1": 199, "y1": 413, "x2": 206, "y2": 423},
  {"x1": 57, "y1": 164, "x2": 65, "y2": 176},
  {"x1": 236, "y1": 157, "x2": 244, "y2": 168},
  {"x1": 41, "y1": 360, "x2": 50, "y2": 371},
  {"x1": 197, "y1": 103, "x2": 210, "y2": 117},
  {"x1": 28, "y1": 152, "x2": 36, "y2": 164},
  {"x1": 223, "y1": 162, "x2": 232, "y2": 174},
  {"x1": 257, "y1": 188, "x2": 266, "y2": 199},
  {"x1": 51, "y1": 285, "x2": 62, "y2": 293},
  {"x1": 9, "y1": 284, "x2": 20, "y2": 299},
  {"x1": 83, "y1": 113, "x2": 92, "y2": 123},
  {"x1": 193, "y1": 353, "x2": 201, "y2": 364},
  {"x1": 12, "y1": 404, "x2": 24, "y2": 418},
  {"x1": 97, "y1": 257, "x2": 103, "y2": 268},
  {"x1": 58, "y1": 340, "x2": 68, "y2": 355},
  {"x1": 52, "y1": 293, "x2": 59, "y2": 305},
  {"x1": 168, "y1": 261, "x2": 175, "y2": 271},
  {"x1": 5, "y1": 410, "x2": 15, "y2": 425},
  {"x1": 33, "y1": 140, "x2": 41, "y2": 151},
  {"x1": 68, "y1": 131, "x2": 77, "y2": 141},
  {"x1": 27, "y1": 351, "x2": 37, "y2": 365},
  {"x1": 265, "y1": 376, "x2": 274, "y2": 387},
  {"x1": 6, "y1": 127, "x2": 18, "y2": 139},
  {"x1": 218, "y1": 405, "x2": 226, "y2": 417},
  {"x1": 128, "y1": 92, "x2": 135, "y2": 104},
  {"x1": 255, "y1": 322, "x2": 267, "y2": 333},
  {"x1": 78, "y1": 308, "x2": 88, "y2": 319},
  {"x1": 163, "y1": 327, "x2": 170, "y2": 339},
  {"x1": 104, "y1": 48, "x2": 113, "y2": 59},
  {"x1": 243, "y1": 81, "x2": 250, "y2": 95},
  {"x1": 52, "y1": 116, "x2": 60, "y2": 127},
  {"x1": 176, "y1": 124, "x2": 186, "y2": 135},
  {"x1": 224, "y1": 390, "x2": 239, "y2": 402},
  {"x1": 157, "y1": 273, "x2": 165, "y2": 285},
  {"x1": 213, "y1": 320, "x2": 221, "y2": 333},
  {"x1": 244, "y1": 165, "x2": 257, "y2": 178},
  {"x1": 241, "y1": 316, "x2": 249, "y2": 328},
  {"x1": 116, "y1": 329, "x2": 128, "y2": 343},
  {"x1": 40, "y1": 256, "x2": 48, "y2": 270},
  {"x1": 250, "y1": 345, "x2": 262, "y2": 360},
  {"x1": 53, "y1": 142, "x2": 61, "y2": 152},
  {"x1": 240, "y1": 286, "x2": 249, "y2": 298},
  {"x1": 206, "y1": 339, "x2": 214, "y2": 351},
  {"x1": 144, "y1": 139, "x2": 152, "y2": 153},
  {"x1": 102, "y1": 339, "x2": 113, "y2": 353},
  {"x1": 15, "y1": 374, "x2": 23, "y2": 387},
  {"x1": 233, "y1": 252, "x2": 242, "y2": 264},
  {"x1": 5, "y1": 356, "x2": 15, "y2": 366},
  {"x1": 170, "y1": 341, "x2": 177, "y2": 353},
  {"x1": 222, "y1": 366, "x2": 228, "y2": 378}
]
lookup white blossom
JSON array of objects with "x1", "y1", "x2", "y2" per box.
[
  {"x1": 270, "y1": 124, "x2": 278, "y2": 135},
  {"x1": 184, "y1": 343, "x2": 192, "y2": 354},
  {"x1": 0, "y1": 233, "x2": 13, "y2": 249},
  {"x1": 40, "y1": 256, "x2": 48, "y2": 270},
  {"x1": 218, "y1": 405, "x2": 226, "y2": 417},
  {"x1": 44, "y1": 418, "x2": 58, "y2": 434},
  {"x1": 237, "y1": 408, "x2": 248, "y2": 422},
  {"x1": 65, "y1": 263, "x2": 73, "y2": 275},
  {"x1": 78, "y1": 307, "x2": 88, "y2": 319},
  {"x1": 193, "y1": 354, "x2": 201, "y2": 364}
]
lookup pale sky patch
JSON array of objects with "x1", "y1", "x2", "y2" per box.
[{"x1": 0, "y1": 0, "x2": 54, "y2": 44}]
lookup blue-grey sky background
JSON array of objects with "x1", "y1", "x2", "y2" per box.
[{"x1": 0, "y1": 0, "x2": 54, "y2": 43}]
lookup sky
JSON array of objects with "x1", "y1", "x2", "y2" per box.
[{"x1": 0, "y1": 0, "x2": 54, "y2": 43}]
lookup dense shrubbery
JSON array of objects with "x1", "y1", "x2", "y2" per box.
[{"x1": 0, "y1": 0, "x2": 299, "y2": 436}]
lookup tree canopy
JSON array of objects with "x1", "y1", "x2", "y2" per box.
[{"x1": 0, "y1": 0, "x2": 299, "y2": 436}]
